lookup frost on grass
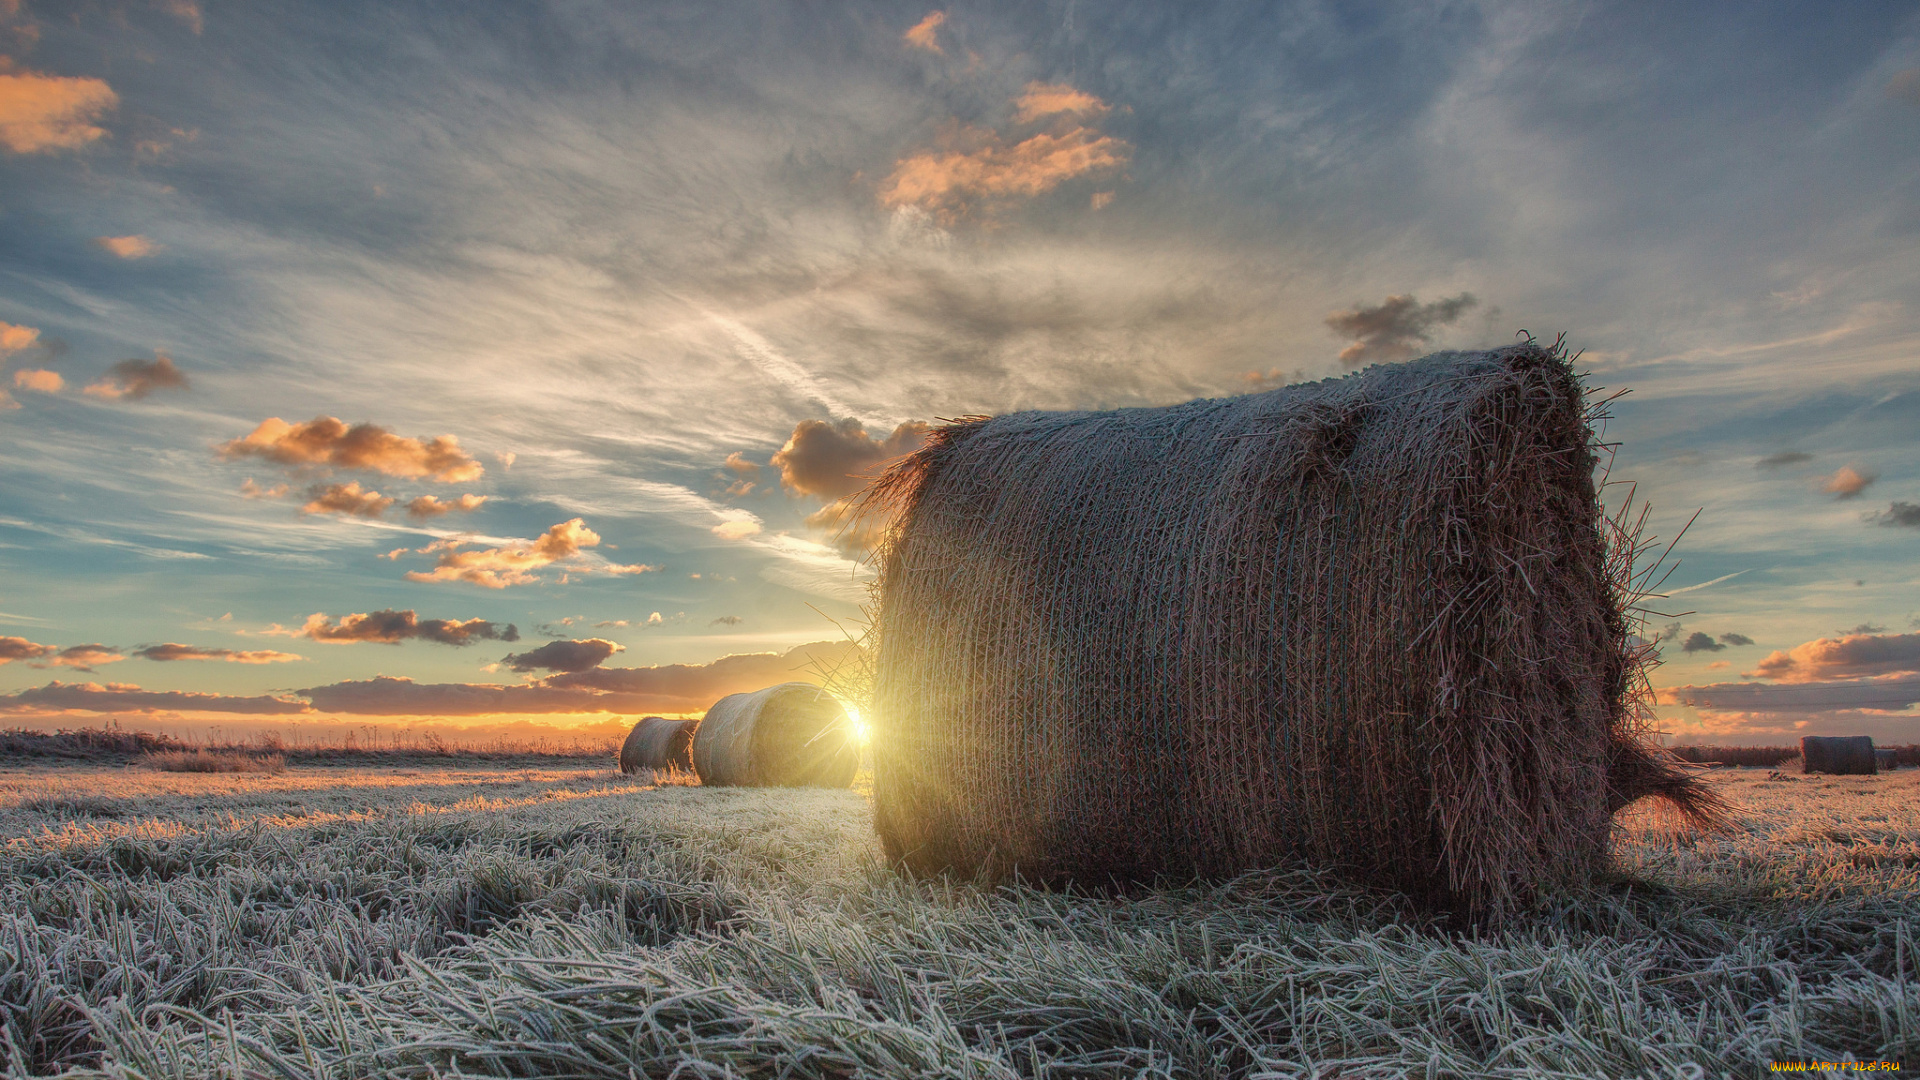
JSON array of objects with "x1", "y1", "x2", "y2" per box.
[{"x1": 0, "y1": 763, "x2": 1912, "y2": 1077}]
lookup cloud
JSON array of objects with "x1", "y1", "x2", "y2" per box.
[
  {"x1": 495, "y1": 451, "x2": 515, "y2": 470},
  {"x1": 722, "y1": 451, "x2": 761, "y2": 496},
  {"x1": 295, "y1": 609, "x2": 519, "y2": 646},
  {"x1": 1755, "y1": 451, "x2": 1812, "y2": 469},
  {"x1": 903, "y1": 10, "x2": 945, "y2": 53},
  {"x1": 94, "y1": 235, "x2": 157, "y2": 259},
  {"x1": 1870, "y1": 502, "x2": 1920, "y2": 528},
  {"x1": 770, "y1": 418, "x2": 929, "y2": 501},
  {"x1": 240, "y1": 478, "x2": 289, "y2": 499},
  {"x1": 1889, "y1": 69, "x2": 1920, "y2": 105},
  {"x1": 402, "y1": 518, "x2": 599, "y2": 588},
  {"x1": 133, "y1": 643, "x2": 303, "y2": 663},
  {"x1": 1013, "y1": 82, "x2": 1112, "y2": 124},
  {"x1": 299, "y1": 481, "x2": 394, "y2": 518},
  {"x1": 881, "y1": 121, "x2": 1130, "y2": 224},
  {"x1": 1841, "y1": 623, "x2": 1888, "y2": 635},
  {"x1": 0, "y1": 320, "x2": 39, "y2": 353},
  {"x1": 711, "y1": 518, "x2": 761, "y2": 540},
  {"x1": 11, "y1": 369, "x2": 60, "y2": 393},
  {"x1": 0, "y1": 69, "x2": 117, "y2": 154},
  {"x1": 83, "y1": 353, "x2": 190, "y2": 400},
  {"x1": 710, "y1": 615, "x2": 742, "y2": 627},
  {"x1": 1747, "y1": 631, "x2": 1920, "y2": 683},
  {"x1": 1819, "y1": 464, "x2": 1876, "y2": 499},
  {"x1": 299, "y1": 641, "x2": 866, "y2": 716},
  {"x1": 0, "y1": 681, "x2": 308, "y2": 715},
  {"x1": 218, "y1": 415, "x2": 483, "y2": 482},
  {"x1": 406, "y1": 493, "x2": 487, "y2": 520},
  {"x1": 499, "y1": 638, "x2": 624, "y2": 674},
  {"x1": 43, "y1": 644, "x2": 124, "y2": 671},
  {"x1": 1718, "y1": 632, "x2": 1754, "y2": 647},
  {"x1": 0, "y1": 636, "x2": 53, "y2": 664},
  {"x1": 1660, "y1": 673, "x2": 1920, "y2": 718},
  {"x1": 159, "y1": 0, "x2": 202, "y2": 34},
  {"x1": 1680, "y1": 632, "x2": 1724, "y2": 654},
  {"x1": 1324, "y1": 293, "x2": 1479, "y2": 366}
]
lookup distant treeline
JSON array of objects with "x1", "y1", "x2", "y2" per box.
[
  {"x1": 0, "y1": 724, "x2": 618, "y2": 764},
  {"x1": 1669, "y1": 744, "x2": 1920, "y2": 768}
]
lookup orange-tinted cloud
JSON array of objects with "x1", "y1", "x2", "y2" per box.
[
  {"x1": 0, "y1": 636, "x2": 53, "y2": 664},
  {"x1": 0, "y1": 680, "x2": 308, "y2": 714},
  {"x1": 300, "y1": 481, "x2": 394, "y2": 518},
  {"x1": 880, "y1": 121, "x2": 1129, "y2": 224},
  {"x1": 11, "y1": 369, "x2": 60, "y2": 393},
  {"x1": 84, "y1": 352, "x2": 190, "y2": 400},
  {"x1": 133, "y1": 643, "x2": 303, "y2": 664},
  {"x1": 406, "y1": 493, "x2": 487, "y2": 520},
  {"x1": 500, "y1": 638, "x2": 624, "y2": 674},
  {"x1": 43, "y1": 644, "x2": 124, "y2": 671},
  {"x1": 0, "y1": 69, "x2": 117, "y2": 154},
  {"x1": 1090, "y1": 190, "x2": 1115, "y2": 211},
  {"x1": 295, "y1": 609, "x2": 519, "y2": 646},
  {"x1": 770, "y1": 418, "x2": 929, "y2": 500},
  {"x1": 403, "y1": 518, "x2": 599, "y2": 588},
  {"x1": 301, "y1": 640, "x2": 860, "y2": 715},
  {"x1": 0, "y1": 320, "x2": 39, "y2": 353},
  {"x1": 904, "y1": 10, "x2": 946, "y2": 53},
  {"x1": 219, "y1": 415, "x2": 483, "y2": 482},
  {"x1": 1819, "y1": 464, "x2": 1876, "y2": 500},
  {"x1": 240, "y1": 478, "x2": 289, "y2": 499},
  {"x1": 1746, "y1": 631, "x2": 1920, "y2": 683},
  {"x1": 1013, "y1": 81, "x2": 1111, "y2": 124},
  {"x1": 95, "y1": 235, "x2": 157, "y2": 258},
  {"x1": 0, "y1": 390, "x2": 14, "y2": 411},
  {"x1": 711, "y1": 518, "x2": 761, "y2": 540}
]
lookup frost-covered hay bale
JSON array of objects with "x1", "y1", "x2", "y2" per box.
[
  {"x1": 863, "y1": 343, "x2": 1723, "y2": 923},
  {"x1": 619, "y1": 716, "x2": 694, "y2": 774},
  {"x1": 691, "y1": 683, "x2": 859, "y2": 788},
  {"x1": 1803, "y1": 735, "x2": 1876, "y2": 776}
]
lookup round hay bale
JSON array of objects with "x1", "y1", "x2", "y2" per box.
[
  {"x1": 1802, "y1": 735, "x2": 1876, "y2": 775},
  {"x1": 618, "y1": 716, "x2": 694, "y2": 774},
  {"x1": 862, "y1": 342, "x2": 1725, "y2": 923},
  {"x1": 691, "y1": 683, "x2": 859, "y2": 788},
  {"x1": 1876, "y1": 748, "x2": 1898, "y2": 771}
]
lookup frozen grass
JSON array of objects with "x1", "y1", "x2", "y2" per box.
[
  {"x1": 0, "y1": 763, "x2": 1911, "y2": 1077},
  {"x1": 138, "y1": 750, "x2": 286, "y2": 774}
]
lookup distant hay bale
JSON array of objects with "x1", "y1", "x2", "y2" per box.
[
  {"x1": 862, "y1": 342, "x2": 1725, "y2": 923},
  {"x1": 1876, "y1": 748, "x2": 1898, "y2": 771},
  {"x1": 690, "y1": 683, "x2": 859, "y2": 788},
  {"x1": 1802, "y1": 735, "x2": 1876, "y2": 776},
  {"x1": 619, "y1": 716, "x2": 694, "y2": 774}
]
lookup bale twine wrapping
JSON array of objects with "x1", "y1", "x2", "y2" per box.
[
  {"x1": 618, "y1": 716, "x2": 694, "y2": 774},
  {"x1": 862, "y1": 342, "x2": 1724, "y2": 923},
  {"x1": 691, "y1": 682, "x2": 859, "y2": 788},
  {"x1": 1803, "y1": 735, "x2": 1876, "y2": 776}
]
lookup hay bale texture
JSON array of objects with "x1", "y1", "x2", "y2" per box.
[
  {"x1": 863, "y1": 342, "x2": 1724, "y2": 923},
  {"x1": 618, "y1": 716, "x2": 694, "y2": 774},
  {"x1": 1876, "y1": 748, "x2": 1898, "y2": 771},
  {"x1": 691, "y1": 683, "x2": 860, "y2": 788},
  {"x1": 1802, "y1": 735, "x2": 1876, "y2": 776}
]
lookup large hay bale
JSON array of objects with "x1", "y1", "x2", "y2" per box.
[
  {"x1": 1803, "y1": 735, "x2": 1876, "y2": 775},
  {"x1": 618, "y1": 716, "x2": 694, "y2": 774},
  {"x1": 691, "y1": 683, "x2": 859, "y2": 788},
  {"x1": 1876, "y1": 748, "x2": 1898, "y2": 771},
  {"x1": 863, "y1": 342, "x2": 1724, "y2": 923}
]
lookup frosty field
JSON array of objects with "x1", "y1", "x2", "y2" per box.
[{"x1": 0, "y1": 757, "x2": 1914, "y2": 1078}]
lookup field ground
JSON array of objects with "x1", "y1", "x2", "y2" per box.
[{"x1": 0, "y1": 757, "x2": 1913, "y2": 1078}]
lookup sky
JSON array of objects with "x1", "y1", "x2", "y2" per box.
[{"x1": 0, "y1": 0, "x2": 1917, "y2": 746}]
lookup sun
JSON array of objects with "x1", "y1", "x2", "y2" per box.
[{"x1": 842, "y1": 702, "x2": 871, "y2": 744}]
